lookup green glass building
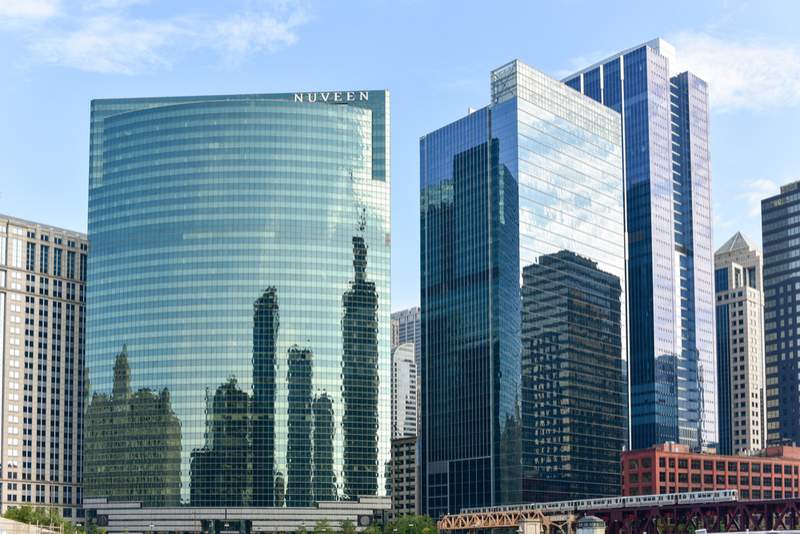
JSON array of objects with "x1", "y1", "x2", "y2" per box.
[{"x1": 85, "y1": 91, "x2": 390, "y2": 526}]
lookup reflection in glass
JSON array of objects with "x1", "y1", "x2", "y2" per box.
[
  {"x1": 190, "y1": 378, "x2": 251, "y2": 507},
  {"x1": 521, "y1": 250, "x2": 625, "y2": 500},
  {"x1": 84, "y1": 346, "x2": 182, "y2": 506},
  {"x1": 312, "y1": 393, "x2": 336, "y2": 501},
  {"x1": 342, "y1": 235, "x2": 380, "y2": 498},
  {"x1": 286, "y1": 346, "x2": 313, "y2": 506},
  {"x1": 252, "y1": 287, "x2": 279, "y2": 506}
]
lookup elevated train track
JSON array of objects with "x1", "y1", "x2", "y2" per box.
[{"x1": 437, "y1": 491, "x2": 800, "y2": 534}]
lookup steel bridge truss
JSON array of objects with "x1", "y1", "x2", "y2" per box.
[{"x1": 437, "y1": 499, "x2": 800, "y2": 534}]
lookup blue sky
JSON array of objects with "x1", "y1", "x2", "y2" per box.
[{"x1": 1, "y1": 0, "x2": 799, "y2": 311}]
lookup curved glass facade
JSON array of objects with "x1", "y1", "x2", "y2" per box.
[{"x1": 85, "y1": 92, "x2": 390, "y2": 508}]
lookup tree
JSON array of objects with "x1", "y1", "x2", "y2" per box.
[
  {"x1": 3, "y1": 505, "x2": 91, "y2": 534},
  {"x1": 340, "y1": 519, "x2": 357, "y2": 534},
  {"x1": 386, "y1": 514, "x2": 438, "y2": 534},
  {"x1": 362, "y1": 525, "x2": 382, "y2": 534},
  {"x1": 314, "y1": 520, "x2": 334, "y2": 534}
]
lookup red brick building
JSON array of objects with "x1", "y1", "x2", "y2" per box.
[{"x1": 622, "y1": 443, "x2": 800, "y2": 500}]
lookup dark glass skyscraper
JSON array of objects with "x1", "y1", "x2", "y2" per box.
[
  {"x1": 420, "y1": 60, "x2": 626, "y2": 516},
  {"x1": 762, "y1": 180, "x2": 800, "y2": 446},
  {"x1": 565, "y1": 39, "x2": 716, "y2": 450},
  {"x1": 85, "y1": 90, "x2": 390, "y2": 520}
]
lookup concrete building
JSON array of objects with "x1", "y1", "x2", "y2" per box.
[
  {"x1": 0, "y1": 215, "x2": 87, "y2": 520},
  {"x1": 622, "y1": 442, "x2": 800, "y2": 499},
  {"x1": 762, "y1": 180, "x2": 800, "y2": 446},
  {"x1": 391, "y1": 343, "x2": 417, "y2": 439},
  {"x1": 714, "y1": 232, "x2": 766, "y2": 455},
  {"x1": 565, "y1": 38, "x2": 716, "y2": 450},
  {"x1": 390, "y1": 436, "x2": 418, "y2": 519}
]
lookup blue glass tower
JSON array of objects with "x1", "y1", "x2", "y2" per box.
[
  {"x1": 420, "y1": 60, "x2": 626, "y2": 515},
  {"x1": 565, "y1": 39, "x2": 717, "y2": 450},
  {"x1": 85, "y1": 91, "x2": 390, "y2": 522},
  {"x1": 762, "y1": 180, "x2": 800, "y2": 446}
]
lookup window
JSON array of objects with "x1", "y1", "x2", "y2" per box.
[
  {"x1": 39, "y1": 245, "x2": 49, "y2": 274},
  {"x1": 26, "y1": 242, "x2": 35, "y2": 271},
  {"x1": 691, "y1": 460, "x2": 701, "y2": 470},
  {"x1": 66, "y1": 251, "x2": 75, "y2": 279},
  {"x1": 679, "y1": 459, "x2": 688, "y2": 469},
  {"x1": 659, "y1": 457, "x2": 666, "y2": 468}
]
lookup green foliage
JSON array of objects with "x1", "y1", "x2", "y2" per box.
[
  {"x1": 297, "y1": 527, "x2": 310, "y2": 534},
  {"x1": 362, "y1": 525, "x2": 382, "y2": 534},
  {"x1": 340, "y1": 519, "x2": 357, "y2": 534},
  {"x1": 314, "y1": 520, "x2": 334, "y2": 534},
  {"x1": 386, "y1": 514, "x2": 438, "y2": 534},
  {"x1": 3, "y1": 505, "x2": 91, "y2": 534}
]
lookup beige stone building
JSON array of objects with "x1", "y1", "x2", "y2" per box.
[
  {"x1": 0, "y1": 215, "x2": 87, "y2": 520},
  {"x1": 715, "y1": 232, "x2": 765, "y2": 455}
]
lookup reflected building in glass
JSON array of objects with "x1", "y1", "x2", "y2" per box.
[
  {"x1": 420, "y1": 60, "x2": 626, "y2": 516},
  {"x1": 85, "y1": 90, "x2": 390, "y2": 525},
  {"x1": 564, "y1": 39, "x2": 716, "y2": 451}
]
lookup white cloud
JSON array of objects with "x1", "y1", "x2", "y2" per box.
[
  {"x1": 670, "y1": 32, "x2": 800, "y2": 112},
  {"x1": 31, "y1": 15, "x2": 177, "y2": 74},
  {"x1": 737, "y1": 178, "x2": 779, "y2": 217},
  {"x1": 3, "y1": 1, "x2": 308, "y2": 74},
  {"x1": 211, "y1": 10, "x2": 305, "y2": 57},
  {"x1": 0, "y1": 0, "x2": 60, "y2": 23}
]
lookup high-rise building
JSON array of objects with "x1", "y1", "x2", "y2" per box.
[
  {"x1": 762, "y1": 180, "x2": 800, "y2": 446},
  {"x1": 390, "y1": 436, "x2": 418, "y2": 518},
  {"x1": 420, "y1": 59, "x2": 626, "y2": 516},
  {"x1": 0, "y1": 215, "x2": 87, "y2": 519},
  {"x1": 391, "y1": 343, "x2": 417, "y2": 438},
  {"x1": 85, "y1": 90, "x2": 391, "y2": 530},
  {"x1": 565, "y1": 38, "x2": 716, "y2": 450},
  {"x1": 714, "y1": 232, "x2": 766, "y2": 455},
  {"x1": 391, "y1": 307, "x2": 421, "y2": 366}
]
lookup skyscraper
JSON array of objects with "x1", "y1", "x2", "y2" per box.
[
  {"x1": 762, "y1": 180, "x2": 800, "y2": 446},
  {"x1": 392, "y1": 306, "x2": 421, "y2": 366},
  {"x1": 0, "y1": 215, "x2": 87, "y2": 519},
  {"x1": 420, "y1": 60, "x2": 626, "y2": 516},
  {"x1": 565, "y1": 38, "x2": 716, "y2": 450},
  {"x1": 391, "y1": 343, "x2": 417, "y2": 438},
  {"x1": 714, "y1": 232, "x2": 766, "y2": 455},
  {"x1": 85, "y1": 90, "x2": 390, "y2": 528}
]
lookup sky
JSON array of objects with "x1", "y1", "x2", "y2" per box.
[{"x1": 1, "y1": 0, "x2": 799, "y2": 312}]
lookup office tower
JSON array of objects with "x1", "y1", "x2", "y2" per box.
[
  {"x1": 420, "y1": 60, "x2": 626, "y2": 515},
  {"x1": 714, "y1": 232, "x2": 766, "y2": 455},
  {"x1": 522, "y1": 250, "x2": 626, "y2": 501},
  {"x1": 565, "y1": 38, "x2": 716, "y2": 450},
  {"x1": 0, "y1": 215, "x2": 87, "y2": 519},
  {"x1": 85, "y1": 90, "x2": 390, "y2": 528},
  {"x1": 762, "y1": 180, "x2": 800, "y2": 446},
  {"x1": 392, "y1": 307, "x2": 421, "y2": 365},
  {"x1": 391, "y1": 343, "x2": 417, "y2": 438}
]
